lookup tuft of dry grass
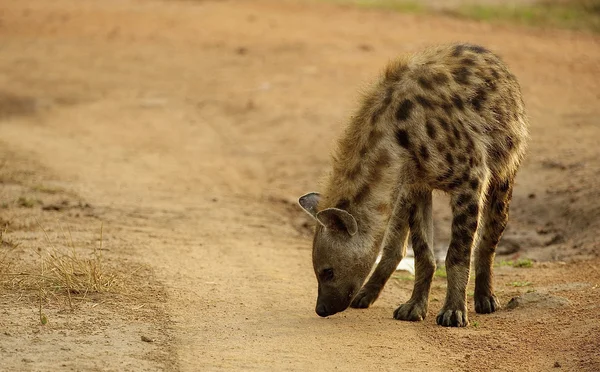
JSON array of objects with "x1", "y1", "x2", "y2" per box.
[{"x1": 1, "y1": 222, "x2": 119, "y2": 315}]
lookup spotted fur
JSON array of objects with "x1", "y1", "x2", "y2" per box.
[{"x1": 299, "y1": 43, "x2": 528, "y2": 327}]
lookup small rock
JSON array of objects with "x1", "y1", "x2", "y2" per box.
[
  {"x1": 528, "y1": 193, "x2": 536, "y2": 199},
  {"x1": 553, "y1": 361, "x2": 561, "y2": 368},
  {"x1": 358, "y1": 43, "x2": 373, "y2": 52},
  {"x1": 141, "y1": 335, "x2": 154, "y2": 343},
  {"x1": 497, "y1": 238, "x2": 520, "y2": 255},
  {"x1": 506, "y1": 292, "x2": 570, "y2": 310},
  {"x1": 541, "y1": 160, "x2": 567, "y2": 170},
  {"x1": 235, "y1": 47, "x2": 248, "y2": 55},
  {"x1": 544, "y1": 234, "x2": 565, "y2": 246},
  {"x1": 537, "y1": 227, "x2": 552, "y2": 235}
]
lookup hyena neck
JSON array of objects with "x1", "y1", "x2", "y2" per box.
[
  {"x1": 320, "y1": 158, "x2": 396, "y2": 238},
  {"x1": 320, "y1": 90, "x2": 399, "y2": 238}
]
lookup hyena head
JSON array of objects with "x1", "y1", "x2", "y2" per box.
[{"x1": 299, "y1": 192, "x2": 378, "y2": 317}]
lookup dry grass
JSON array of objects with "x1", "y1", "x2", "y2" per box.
[{"x1": 1, "y1": 222, "x2": 119, "y2": 319}]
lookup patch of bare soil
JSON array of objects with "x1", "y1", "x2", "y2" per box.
[
  {"x1": 0, "y1": 0, "x2": 599, "y2": 370},
  {"x1": 0, "y1": 150, "x2": 176, "y2": 371}
]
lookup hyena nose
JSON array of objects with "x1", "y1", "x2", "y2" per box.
[{"x1": 316, "y1": 303, "x2": 329, "y2": 317}]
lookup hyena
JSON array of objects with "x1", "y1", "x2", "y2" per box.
[{"x1": 298, "y1": 43, "x2": 528, "y2": 327}]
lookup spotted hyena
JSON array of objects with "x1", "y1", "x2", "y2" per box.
[{"x1": 298, "y1": 43, "x2": 528, "y2": 327}]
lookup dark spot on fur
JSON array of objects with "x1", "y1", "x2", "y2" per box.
[
  {"x1": 448, "y1": 136, "x2": 457, "y2": 149},
  {"x1": 452, "y1": 125, "x2": 462, "y2": 141},
  {"x1": 495, "y1": 200, "x2": 506, "y2": 214},
  {"x1": 396, "y1": 99, "x2": 414, "y2": 121},
  {"x1": 436, "y1": 142, "x2": 444, "y2": 153},
  {"x1": 461, "y1": 170, "x2": 471, "y2": 184},
  {"x1": 452, "y1": 67, "x2": 470, "y2": 85},
  {"x1": 465, "y1": 136, "x2": 475, "y2": 152},
  {"x1": 418, "y1": 77, "x2": 433, "y2": 90},
  {"x1": 420, "y1": 145, "x2": 430, "y2": 161},
  {"x1": 353, "y1": 184, "x2": 370, "y2": 205},
  {"x1": 426, "y1": 120, "x2": 437, "y2": 139},
  {"x1": 468, "y1": 220, "x2": 479, "y2": 231},
  {"x1": 335, "y1": 198, "x2": 350, "y2": 210},
  {"x1": 470, "y1": 178, "x2": 480, "y2": 191},
  {"x1": 395, "y1": 129, "x2": 410, "y2": 148},
  {"x1": 457, "y1": 154, "x2": 467, "y2": 163},
  {"x1": 461, "y1": 58, "x2": 476, "y2": 66},
  {"x1": 442, "y1": 102, "x2": 454, "y2": 116},
  {"x1": 432, "y1": 72, "x2": 449, "y2": 84},
  {"x1": 506, "y1": 136, "x2": 514, "y2": 149},
  {"x1": 445, "y1": 152, "x2": 454, "y2": 165},
  {"x1": 452, "y1": 44, "x2": 466, "y2": 57},
  {"x1": 383, "y1": 87, "x2": 394, "y2": 106},
  {"x1": 366, "y1": 129, "x2": 384, "y2": 149},
  {"x1": 471, "y1": 89, "x2": 487, "y2": 111},
  {"x1": 454, "y1": 213, "x2": 468, "y2": 226},
  {"x1": 499, "y1": 180, "x2": 511, "y2": 192},
  {"x1": 487, "y1": 144, "x2": 507, "y2": 161},
  {"x1": 371, "y1": 151, "x2": 391, "y2": 183},
  {"x1": 438, "y1": 118, "x2": 450, "y2": 131},
  {"x1": 346, "y1": 163, "x2": 362, "y2": 180},
  {"x1": 451, "y1": 94, "x2": 464, "y2": 110},
  {"x1": 415, "y1": 95, "x2": 434, "y2": 109},
  {"x1": 467, "y1": 203, "x2": 479, "y2": 216},
  {"x1": 466, "y1": 45, "x2": 488, "y2": 54},
  {"x1": 359, "y1": 145, "x2": 368, "y2": 157},
  {"x1": 491, "y1": 69, "x2": 500, "y2": 79},
  {"x1": 456, "y1": 193, "x2": 471, "y2": 207},
  {"x1": 448, "y1": 177, "x2": 464, "y2": 189},
  {"x1": 385, "y1": 64, "x2": 408, "y2": 82}
]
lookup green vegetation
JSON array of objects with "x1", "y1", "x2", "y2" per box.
[
  {"x1": 497, "y1": 258, "x2": 534, "y2": 268},
  {"x1": 449, "y1": 1, "x2": 600, "y2": 33},
  {"x1": 323, "y1": 0, "x2": 424, "y2": 13},
  {"x1": 31, "y1": 184, "x2": 65, "y2": 194},
  {"x1": 392, "y1": 273, "x2": 414, "y2": 281},
  {"x1": 434, "y1": 266, "x2": 447, "y2": 278},
  {"x1": 17, "y1": 196, "x2": 39, "y2": 208},
  {"x1": 508, "y1": 281, "x2": 533, "y2": 287},
  {"x1": 317, "y1": 0, "x2": 600, "y2": 33}
]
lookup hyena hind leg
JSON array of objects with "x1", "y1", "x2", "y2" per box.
[
  {"x1": 350, "y1": 193, "x2": 411, "y2": 309},
  {"x1": 393, "y1": 189, "x2": 436, "y2": 322},
  {"x1": 474, "y1": 177, "x2": 514, "y2": 314}
]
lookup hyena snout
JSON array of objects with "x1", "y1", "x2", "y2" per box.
[{"x1": 315, "y1": 285, "x2": 357, "y2": 317}]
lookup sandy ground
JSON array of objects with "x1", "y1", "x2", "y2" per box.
[{"x1": 1, "y1": 0, "x2": 599, "y2": 371}]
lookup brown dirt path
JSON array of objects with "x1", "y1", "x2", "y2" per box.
[{"x1": 1, "y1": 0, "x2": 599, "y2": 371}]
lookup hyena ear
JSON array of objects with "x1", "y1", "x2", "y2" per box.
[
  {"x1": 298, "y1": 192, "x2": 321, "y2": 219},
  {"x1": 316, "y1": 208, "x2": 358, "y2": 236}
]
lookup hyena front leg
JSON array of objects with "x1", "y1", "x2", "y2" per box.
[
  {"x1": 350, "y1": 192, "x2": 411, "y2": 309},
  {"x1": 437, "y1": 177, "x2": 487, "y2": 327},
  {"x1": 394, "y1": 189, "x2": 436, "y2": 321},
  {"x1": 474, "y1": 177, "x2": 514, "y2": 314}
]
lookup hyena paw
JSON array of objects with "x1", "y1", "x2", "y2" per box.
[
  {"x1": 350, "y1": 288, "x2": 379, "y2": 309},
  {"x1": 393, "y1": 301, "x2": 427, "y2": 321},
  {"x1": 436, "y1": 306, "x2": 469, "y2": 327},
  {"x1": 474, "y1": 294, "x2": 500, "y2": 314}
]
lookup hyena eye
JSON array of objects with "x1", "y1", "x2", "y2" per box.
[{"x1": 321, "y1": 268, "x2": 334, "y2": 281}]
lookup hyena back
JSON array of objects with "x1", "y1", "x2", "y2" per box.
[{"x1": 299, "y1": 43, "x2": 528, "y2": 327}]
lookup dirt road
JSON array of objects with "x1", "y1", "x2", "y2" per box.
[{"x1": 1, "y1": 0, "x2": 599, "y2": 371}]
